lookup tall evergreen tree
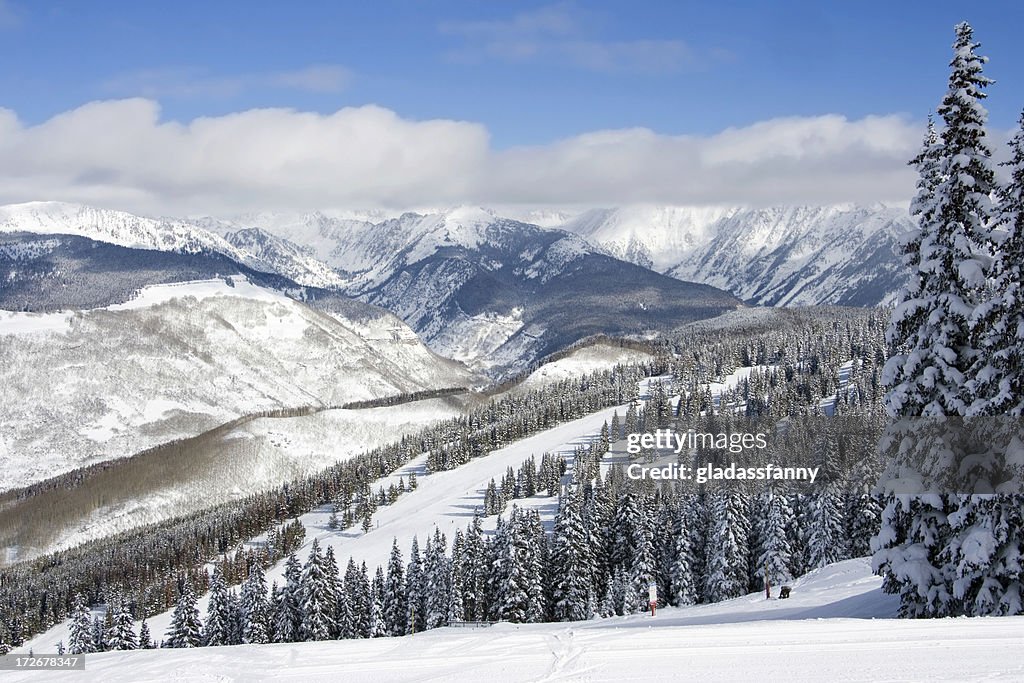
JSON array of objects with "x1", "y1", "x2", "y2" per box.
[
  {"x1": 203, "y1": 567, "x2": 232, "y2": 647},
  {"x1": 138, "y1": 621, "x2": 153, "y2": 649},
  {"x1": 755, "y1": 488, "x2": 795, "y2": 592},
  {"x1": 91, "y1": 615, "x2": 106, "y2": 653},
  {"x1": 274, "y1": 554, "x2": 304, "y2": 643},
  {"x1": 704, "y1": 488, "x2": 750, "y2": 602},
  {"x1": 240, "y1": 562, "x2": 271, "y2": 645},
  {"x1": 551, "y1": 490, "x2": 593, "y2": 621},
  {"x1": 405, "y1": 537, "x2": 426, "y2": 634},
  {"x1": 370, "y1": 567, "x2": 388, "y2": 637},
  {"x1": 323, "y1": 546, "x2": 343, "y2": 638},
  {"x1": 884, "y1": 21, "x2": 996, "y2": 418},
  {"x1": 106, "y1": 601, "x2": 137, "y2": 651},
  {"x1": 301, "y1": 539, "x2": 336, "y2": 641},
  {"x1": 876, "y1": 21, "x2": 1000, "y2": 619},
  {"x1": 806, "y1": 484, "x2": 845, "y2": 570},
  {"x1": 68, "y1": 594, "x2": 93, "y2": 655},
  {"x1": 166, "y1": 581, "x2": 202, "y2": 648},
  {"x1": 424, "y1": 528, "x2": 451, "y2": 629},
  {"x1": 345, "y1": 559, "x2": 372, "y2": 638},
  {"x1": 670, "y1": 495, "x2": 702, "y2": 606},
  {"x1": 384, "y1": 539, "x2": 408, "y2": 636}
]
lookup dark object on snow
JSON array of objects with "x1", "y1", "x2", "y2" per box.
[{"x1": 779, "y1": 585, "x2": 792, "y2": 599}]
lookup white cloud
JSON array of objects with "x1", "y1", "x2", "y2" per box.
[
  {"x1": 102, "y1": 64, "x2": 352, "y2": 99},
  {"x1": 0, "y1": 98, "x2": 923, "y2": 215},
  {"x1": 440, "y1": 3, "x2": 712, "y2": 74}
]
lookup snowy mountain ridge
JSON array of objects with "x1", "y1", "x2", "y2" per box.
[
  {"x1": 558, "y1": 203, "x2": 913, "y2": 306},
  {"x1": 0, "y1": 202, "x2": 346, "y2": 290}
]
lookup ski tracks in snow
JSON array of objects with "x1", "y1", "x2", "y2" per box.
[{"x1": 539, "y1": 628, "x2": 595, "y2": 682}]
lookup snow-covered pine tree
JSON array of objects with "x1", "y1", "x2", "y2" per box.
[
  {"x1": 300, "y1": 539, "x2": 336, "y2": 641},
  {"x1": 600, "y1": 565, "x2": 626, "y2": 617},
  {"x1": 755, "y1": 487, "x2": 795, "y2": 592},
  {"x1": 490, "y1": 512, "x2": 520, "y2": 622},
  {"x1": 465, "y1": 514, "x2": 490, "y2": 621},
  {"x1": 610, "y1": 492, "x2": 640, "y2": 574},
  {"x1": 91, "y1": 615, "x2": 106, "y2": 653},
  {"x1": 138, "y1": 620, "x2": 153, "y2": 649},
  {"x1": 551, "y1": 489, "x2": 593, "y2": 621},
  {"x1": 845, "y1": 485, "x2": 882, "y2": 559},
  {"x1": 626, "y1": 499, "x2": 656, "y2": 614},
  {"x1": 274, "y1": 554, "x2": 304, "y2": 643},
  {"x1": 384, "y1": 539, "x2": 407, "y2": 635},
  {"x1": 370, "y1": 567, "x2": 387, "y2": 637},
  {"x1": 345, "y1": 560, "x2": 372, "y2": 638},
  {"x1": 875, "y1": 21, "x2": 999, "y2": 619},
  {"x1": 226, "y1": 590, "x2": 243, "y2": 645},
  {"x1": 447, "y1": 555, "x2": 466, "y2": 624},
  {"x1": 947, "y1": 109, "x2": 1024, "y2": 617},
  {"x1": 166, "y1": 581, "x2": 201, "y2": 648},
  {"x1": 670, "y1": 494, "x2": 701, "y2": 606},
  {"x1": 106, "y1": 601, "x2": 137, "y2": 650},
  {"x1": 68, "y1": 593, "x2": 93, "y2": 654},
  {"x1": 703, "y1": 487, "x2": 750, "y2": 603},
  {"x1": 405, "y1": 537, "x2": 426, "y2": 633},
  {"x1": 884, "y1": 21, "x2": 996, "y2": 418},
  {"x1": 583, "y1": 483, "x2": 615, "y2": 604},
  {"x1": 240, "y1": 562, "x2": 271, "y2": 644},
  {"x1": 424, "y1": 528, "x2": 451, "y2": 629},
  {"x1": 522, "y1": 509, "x2": 547, "y2": 623},
  {"x1": 323, "y1": 546, "x2": 343, "y2": 638},
  {"x1": 203, "y1": 567, "x2": 232, "y2": 647},
  {"x1": 806, "y1": 483, "x2": 846, "y2": 570}
]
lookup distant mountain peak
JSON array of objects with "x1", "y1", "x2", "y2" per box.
[{"x1": 556, "y1": 203, "x2": 911, "y2": 306}]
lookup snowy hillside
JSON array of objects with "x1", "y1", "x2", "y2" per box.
[
  {"x1": 0, "y1": 276, "x2": 476, "y2": 493},
  {"x1": 560, "y1": 204, "x2": 913, "y2": 306},
  {"x1": 15, "y1": 559, "x2": 1023, "y2": 682},
  {"x1": 514, "y1": 342, "x2": 655, "y2": 391},
  {"x1": 1, "y1": 397, "x2": 467, "y2": 564}
]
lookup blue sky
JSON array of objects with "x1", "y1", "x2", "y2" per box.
[{"x1": 0, "y1": 0, "x2": 1022, "y2": 213}]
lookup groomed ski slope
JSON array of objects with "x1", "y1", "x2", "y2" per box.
[{"x1": 10, "y1": 558, "x2": 1024, "y2": 682}]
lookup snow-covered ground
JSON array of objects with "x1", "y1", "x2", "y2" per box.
[
  {"x1": 0, "y1": 276, "x2": 475, "y2": 492},
  {"x1": 11, "y1": 558, "x2": 1023, "y2": 682},
  {"x1": 514, "y1": 343, "x2": 654, "y2": 392}
]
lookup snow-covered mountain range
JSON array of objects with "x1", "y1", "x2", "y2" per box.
[
  {"x1": 1, "y1": 200, "x2": 911, "y2": 373},
  {"x1": 559, "y1": 204, "x2": 913, "y2": 306},
  {"x1": 1, "y1": 202, "x2": 741, "y2": 375}
]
